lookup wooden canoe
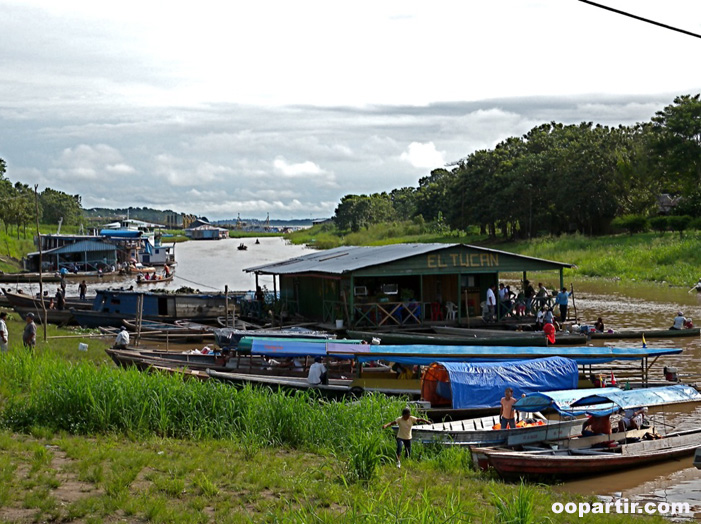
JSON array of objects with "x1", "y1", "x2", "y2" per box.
[
  {"x1": 589, "y1": 327, "x2": 700, "y2": 339},
  {"x1": 474, "y1": 427, "x2": 701, "y2": 479}
]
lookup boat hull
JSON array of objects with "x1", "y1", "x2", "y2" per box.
[{"x1": 590, "y1": 327, "x2": 700, "y2": 339}]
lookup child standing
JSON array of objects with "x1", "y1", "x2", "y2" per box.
[{"x1": 382, "y1": 407, "x2": 430, "y2": 468}]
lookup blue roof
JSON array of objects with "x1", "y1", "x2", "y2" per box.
[
  {"x1": 42, "y1": 239, "x2": 117, "y2": 255},
  {"x1": 514, "y1": 387, "x2": 621, "y2": 414},
  {"x1": 326, "y1": 343, "x2": 683, "y2": 366},
  {"x1": 570, "y1": 385, "x2": 701, "y2": 410},
  {"x1": 100, "y1": 229, "x2": 142, "y2": 238},
  {"x1": 439, "y1": 357, "x2": 579, "y2": 410}
]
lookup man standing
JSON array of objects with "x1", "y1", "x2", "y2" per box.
[
  {"x1": 486, "y1": 285, "x2": 496, "y2": 322},
  {"x1": 500, "y1": 387, "x2": 518, "y2": 429},
  {"x1": 22, "y1": 313, "x2": 37, "y2": 350},
  {"x1": 78, "y1": 280, "x2": 88, "y2": 301},
  {"x1": 555, "y1": 287, "x2": 572, "y2": 323},
  {"x1": 0, "y1": 312, "x2": 8, "y2": 353}
]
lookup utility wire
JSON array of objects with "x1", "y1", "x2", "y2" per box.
[{"x1": 578, "y1": 0, "x2": 701, "y2": 40}]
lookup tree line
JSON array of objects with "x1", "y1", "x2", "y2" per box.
[
  {"x1": 335, "y1": 94, "x2": 701, "y2": 238},
  {"x1": 0, "y1": 159, "x2": 82, "y2": 238}
]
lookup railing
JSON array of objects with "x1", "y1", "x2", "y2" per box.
[{"x1": 352, "y1": 301, "x2": 423, "y2": 328}]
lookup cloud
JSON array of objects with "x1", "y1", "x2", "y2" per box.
[
  {"x1": 400, "y1": 142, "x2": 446, "y2": 170},
  {"x1": 48, "y1": 144, "x2": 129, "y2": 181},
  {"x1": 273, "y1": 157, "x2": 323, "y2": 177}
]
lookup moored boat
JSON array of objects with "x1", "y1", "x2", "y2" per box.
[
  {"x1": 473, "y1": 427, "x2": 701, "y2": 479},
  {"x1": 589, "y1": 327, "x2": 700, "y2": 339}
]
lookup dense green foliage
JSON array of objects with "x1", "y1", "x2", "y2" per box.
[{"x1": 332, "y1": 95, "x2": 701, "y2": 240}]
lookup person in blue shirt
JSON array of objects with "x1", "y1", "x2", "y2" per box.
[{"x1": 555, "y1": 287, "x2": 572, "y2": 323}]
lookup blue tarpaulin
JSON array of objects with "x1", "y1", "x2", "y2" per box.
[
  {"x1": 99, "y1": 229, "x2": 142, "y2": 238},
  {"x1": 437, "y1": 356, "x2": 579, "y2": 410},
  {"x1": 570, "y1": 384, "x2": 701, "y2": 411},
  {"x1": 514, "y1": 387, "x2": 621, "y2": 414}
]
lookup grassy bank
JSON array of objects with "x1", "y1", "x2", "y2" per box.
[
  {"x1": 288, "y1": 224, "x2": 701, "y2": 287},
  {"x1": 0, "y1": 349, "x2": 667, "y2": 523}
]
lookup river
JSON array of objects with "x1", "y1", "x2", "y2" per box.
[{"x1": 7, "y1": 238, "x2": 701, "y2": 516}]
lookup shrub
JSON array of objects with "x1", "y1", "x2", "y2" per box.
[
  {"x1": 666, "y1": 215, "x2": 692, "y2": 238},
  {"x1": 649, "y1": 216, "x2": 668, "y2": 233},
  {"x1": 610, "y1": 214, "x2": 649, "y2": 234},
  {"x1": 689, "y1": 217, "x2": 701, "y2": 231}
]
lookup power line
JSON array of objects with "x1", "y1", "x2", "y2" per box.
[{"x1": 578, "y1": 0, "x2": 701, "y2": 40}]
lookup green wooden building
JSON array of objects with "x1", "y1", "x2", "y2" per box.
[{"x1": 244, "y1": 243, "x2": 574, "y2": 327}]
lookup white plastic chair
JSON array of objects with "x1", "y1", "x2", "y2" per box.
[{"x1": 445, "y1": 301, "x2": 457, "y2": 320}]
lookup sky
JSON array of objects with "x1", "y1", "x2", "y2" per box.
[{"x1": 1, "y1": 1, "x2": 700, "y2": 220}]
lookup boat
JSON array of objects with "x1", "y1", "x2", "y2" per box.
[
  {"x1": 2, "y1": 288, "x2": 93, "y2": 310},
  {"x1": 348, "y1": 329, "x2": 587, "y2": 347},
  {"x1": 472, "y1": 384, "x2": 701, "y2": 478},
  {"x1": 205, "y1": 369, "x2": 352, "y2": 398},
  {"x1": 237, "y1": 243, "x2": 247, "y2": 251},
  {"x1": 122, "y1": 319, "x2": 214, "y2": 341},
  {"x1": 473, "y1": 427, "x2": 701, "y2": 479},
  {"x1": 0, "y1": 272, "x2": 61, "y2": 283},
  {"x1": 135, "y1": 273, "x2": 175, "y2": 285},
  {"x1": 589, "y1": 327, "x2": 700, "y2": 339},
  {"x1": 214, "y1": 327, "x2": 336, "y2": 349},
  {"x1": 410, "y1": 412, "x2": 583, "y2": 446},
  {"x1": 13, "y1": 306, "x2": 75, "y2": 325},
  {"x1": 71, "y1": 289, "x2": 232, "y2": 328}
]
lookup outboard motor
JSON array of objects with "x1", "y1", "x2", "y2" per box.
[{"x1": 663, "y1": 366, "x2": 678, "y2": 382}]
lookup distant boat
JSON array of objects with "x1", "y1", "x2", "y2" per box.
[
  {"x1": 255, "y1": 239, "x2": 260, "y2": 245},
  {"x1": 135, "y1": 272, "x2": 174, "y2": 285},
  {"x1": 237, "y1": 243, "x2": 247, "y2": 251}
]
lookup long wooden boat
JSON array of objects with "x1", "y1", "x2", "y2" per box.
[
  {"x1": 473, "y1": 427, "x2": 701, "y2": 479},
  {"x1": 589, "y1": 327, "x2": 700, "y2": 339},
  {"x1": 347, "y1": 329, "x2": 587, "y2": 347},
  {"x1": 122, "y1": 318, "x2": 214, "y2": 338},
  {"x1": 13, "y1": 306, "x2": 75, "y2": 325},
  {"x1": 206, "y1": 369, "x2": 351, "y2": 398},
  {"x1": 433, "y1": 326, "x2": 545, "y2": 338},
  {"x1": 0, "y1": 272, "x2": 60, "y2": 283},
  {"x1": 3, "y1": 289, "x2": 93, "y2": 310},
  {"x1": 410, "y1": 413, "x2": 583, "y2": 446},
  {"x1": 71, "y1": 289, "x2": 232, "y2": 328}
]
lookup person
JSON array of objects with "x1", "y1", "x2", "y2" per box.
[
  {"x1": 59, "y1": 275, "x2": 67, "y2": 295},
  {"x1": 594, "y1": 317, "x2": 605, "y2": 333},
  {"x1": 0, "y1": 311, "x2": 8, "y2": 353},
  {"x1": 618, "y1": 407, "x2": 648, "y2": 432},
  {"x1": 55, "y1": 288, "x2": 66, "y2": 311},
  {"x1": 500, "y1": 387, "x2": 518, "y2": 429},
  {"x1": 255, "y1": 286, "x2": 265, "y2": 302},
  {"x1": 543, "y1": 307, "x2": 554, "y2": 326},
  {"x1": 535, "y1": 306, "x2": 546, "y2": 329},
  {"x1": 582, "y1": 413, "x2": 612, "y2": 436},
  {"x1": 536, "y1": 283, "x2": 548, "y2": 308},
  {"x1": 543, "y1": 322, "x2": 556, "y2": 344},
  {"x1": 78, "y1": 280, "x2": 88, "y2": 301},
  {"x1": 524, "y1": 279, "x2": 536, "y2": 314},
  {"x1": 307, "y1": 356, "x2": 328, "y2": 385},
  {"x1": 485, "y1": 284, "x2": 496, "y2": 322},
  {"x1": 670, "y1": 311, "x2": 688, "y2": 330},
  {"x1": 114, "y1": 326, "x2": 130, "y2": 349},
  {"x1": 382, "y1": 407, "x2": 430, "y2": 468},
  {"x1": 555, "y1": 287, "x2": 572, "y2": 323},
  {"x1": 22, "y1": 313, "x2": 37, "y2": 350},
  {"x1": 515, "y1": 291, "x2": 526, "y2": 316},
  {"x1": 164, "y1": 265, "x2": 171, "y2": 278}
]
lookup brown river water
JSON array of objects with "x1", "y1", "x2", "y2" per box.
[{"x1": 7, "y1": 238, "x2": 701, "y2": 517}]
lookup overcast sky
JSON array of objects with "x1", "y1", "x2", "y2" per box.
[{"x1": 1, "y1": 1, "x2": 700, "y2": 220}]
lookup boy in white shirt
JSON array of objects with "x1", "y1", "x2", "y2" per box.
[{"x1": 382, "y1": 407, "x2": 430, "y2": 468}]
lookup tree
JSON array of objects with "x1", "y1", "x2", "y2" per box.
[
  {"x1": 651, "y1": 94, "x2": 701, "y2": 194},
  {"x1": 39, "y1": 188, "x2": 83, "y2": 225}
]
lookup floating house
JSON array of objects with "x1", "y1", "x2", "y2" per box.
[
  {"x1": 185, "y1": 220, "x2": 229, "y2": 240},
  {"x1": 244, "y1": 243, "x2": 574, "y2": 327}
]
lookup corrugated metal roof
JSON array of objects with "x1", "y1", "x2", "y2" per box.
[
  {"x1": 44, "y1": 239, "x2": 117, "y2": 256},
  {"x1": 243, "y1": 243, "x2": 573, "y2": 275}
]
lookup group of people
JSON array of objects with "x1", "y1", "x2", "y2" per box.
[
  {"x1": 0, "y1": 311, "x2": 37, "y2": 352},
  {"x1": 485, "y1": 281, "x2": 573, "y2": 325}
]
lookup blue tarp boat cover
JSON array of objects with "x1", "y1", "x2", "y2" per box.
[
  {"x1": 99, "y1": 229, "x2": 142, "y2": 238},
  {"x1": 570, "y1": 384, "x2": 701, "y2": 411},
  {"x1": 514, "y1": 387, "x2": 622, "y2": 414},
  {"x1": 438, "y1": 357, "x2": 579, "y2": 410},
  {"x1": 247, "y1": 338, "x2": 357, "y2": 358},
  {"x1": 326, "y1": 343, "x2": 682, "y2": 365}
]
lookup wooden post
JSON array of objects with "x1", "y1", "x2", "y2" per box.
[
  {"x1": 224, "y1": 285, "x2": 229, "y2": 328},
  {"x1": 570, "y1": 283, "x2": 577, "y2": 322},
  {"x1": 464, "y1": 289, "x2": 470, "y2": 328},
  {"x1": 34, "y1": 185, "x2": 48, "y2": 341},
  {"x1": 135, "y1": 293, "x2": 144, "y2": 347}
]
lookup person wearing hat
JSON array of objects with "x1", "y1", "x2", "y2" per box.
[
  {"x1": 114, "y1": 326, "x2": 130, "y2": 349},
  {"x1": 307, "y1": 356, "x2": 328, "y2": 385},
  {"x1": 671, "y1": 311, "x2": 688, "y2": 330},
  {"x1": 0, "y1": 312, "x2": 9, "y2": 353},
  {"x1": 22, "y1": 313, "x2": 37, "y2": 350}
]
